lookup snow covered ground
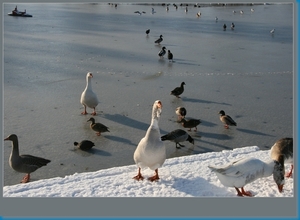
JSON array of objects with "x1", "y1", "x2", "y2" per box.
[{"x1": 3, "y1": 146, "x2": 294, "y2": 197}]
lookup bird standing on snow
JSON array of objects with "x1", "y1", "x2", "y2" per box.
[
  {"x1": 4, "y1": 134, "x2": 51, "y2": 183},
  {"x1": 146, "y1": 29, "x2": 150, "y2": 35},
  {"x1": 223, "y1": 24, "x2": 227, "y2": 31},
  {"x1": 176, "y1": 107, "x2": 187, "y2": 121},
  {"x1": 80, "y1": 72, "x2": 99, "y2": 116},
  {"x1": 215, "y1": 16, "x2": 218, "y2": 22},
  {"x1": 208, "y1": 156, "x2": 285, "y2": 197},
  {"x1": 158, "y1": 47, "x2": 166, "y2": 58},
  {"x1": 161, "y1": 129, "x2": 194, "y2": 149},
  {"x1": 167, "y1": 50, "x2": 173, "y2": 62},
  {"x1": 270, "y1": 137, "x2": 293, "y2": 178},
  {"x1": 219, "y1": 110, "x2": 236, "y2": 129},
  {"x1": 133, "y1": 100, "x2": 166, "y2": 182},
  {"x1": 196, "y1": 11, "x2": 201, "y2": 17},
  {"x1": 185, "y1": 7, "x2": 188, "y2": 13},
  {"x1": 87, "y1": 117, "x2": 110, "y2": 136},
  {"x1": 155, "y1": 35, "x2": 163, "y2": 44},
  {"x1": 74, "y1": 140, "x2": 95, "y2": 151},
  {"x1": 170, "y1": 82, "x2": 185, "y2": 98}
]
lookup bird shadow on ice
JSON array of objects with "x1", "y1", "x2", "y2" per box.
[
  {"x1": 199, "y1": 119, "x2": 218, "y2": 127},
  {"x1": 103, "y1": 113, "x2": 168, "y2": 134},
  {"x1": 182, "y1": 97, "x2": 231, "y2": 106},
  {"x1": 170, "y1": 177, "x2": 228, "y2": 197},
  {"x1": 236, "y1": 128, "x2": 275, "y2": 137},
  {"x1": 70, "y1": 148, "x2": 112, "y2": 157},
  {"x1": 104, "y1": 135, "x2": 136, "y2": 146}
]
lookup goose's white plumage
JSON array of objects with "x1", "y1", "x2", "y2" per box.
[
  {"x1": 208, "y1": 157, "x2": 285, "y2": 197},
  {"x1": 80, "y1": 72, "x2": 99, "y2": 115},
  {"x1": 133, "y1": 100, "x2": 166, "y2": 182}
]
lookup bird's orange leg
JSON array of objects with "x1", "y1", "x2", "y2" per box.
[
  {"x1": 91, "y1": 108, "x2": 97, "y2": 116},
  {"x1": 81, "y1": 105, "x2": 88, "y2": 115},
  {"x1": 96, "y1": 132, "x2": 101, "y2": 136},
  {"x1": 286, "y1": 165, "x2": 293, "y2": 178},
  {"x1": 241, "y1": 187, "x2": 253, "y2": 197},
  {"x1": 148, "y1": 169, "x2": 160, "y2": 182},
  {"x1": 133, "y1": 168, "x2": 144, "y2": 181},
  {"x1": 234, "y1": 187, "x2": 244, "y2": 196},
  {"x1": 21, "y1": 174, "x2": 30, "y2": 183}
]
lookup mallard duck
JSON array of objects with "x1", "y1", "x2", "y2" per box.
[
  {"x1": 175, "y1": 107, "x2": 187, "y2": 121},
  {"x1": 196, "y1": 11, "x2": 201, "y2": 17},
  {"x1": 80, "y1": 72, "x2": 99, "y2": 116},
  {"x1": 208, "y1": 156, "x2": 285, "y2": 197},
  {"x1": 180, "y1": 118, "x2": 201, "y2": 131},
  {"x1": 87, "y1": 117, "x2": 110, "y2": 136},
  {"x1": 158, "y1": 47, "x2": 166, "y2": 58},
  {"x1": 171, "y1": 82, "x2": 185, "y2": 98},
  {"x1": 154, "y1": 35, "x2": 163, "y2": 44},
  {"x1": 219, "y1": 110, "x2": 236, "y2": 129},
  {"x1": 133, "y1": 100, "x2": 166, "y2": 182},
  {"x1": 270, "y1": 138, "x2": 293, "y2": 177},
  {"x1": 4, "y1": 134, "x2": 51, "y2": 183},
  {"x1": 74, "y1": 140, "x2": 95, "y2": 151},
  {"x1": 167, "y1": 50, "x2": 173, "y2": 62},
  {"x1": 231, "y1": 22, "x2": 235, "y2": 30},
  {"x1": 223, "y1": 23, "x2": 227, "y2": 31},
  {"x1": 161, "y1": 129, "x2": 194, "y2": 148}
]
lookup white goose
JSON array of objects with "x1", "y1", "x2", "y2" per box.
[
  {"x1": 208, "y1": 157, "x2": 285, "y2": 197},
  {"x1": 80, "y1": 72, "x2": 99, "y2": 115},
  {"x1": 133, "y1": 100, "x2": 166, "y2": 182},
  {"x1": 270, "y1": 137, "x2": 293, "y2": 177}
]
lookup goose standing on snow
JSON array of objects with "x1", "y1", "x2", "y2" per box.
[
  {"x1": 133, "y1": 100, "x2": 166, "y2": 182},
  {"x1": 170, "y1": 82, "x2": 185, "y2": 98},
  {"x1": 223, "y1": 23, "x2": 227, "y2": 31},
  {"x1": 180, "y1": 118, "x2": 201, "y2": 131},
  {"x1": 161, "y1": 129, "x2": 194, "y2": 149},
  {"x1": 80, "y1": 72, "x2": 99, "y2": 116},
  {"x1": 4, "y1": 134, "x2": 51, "y2": 183},
  {"x1": 87, "y1": 117, "x2": 110, "y2": 136},
  {"x1": 270, "y1": 137, "x2": 293, "y2": 177},
  {"x1": 167, "y1": 50, "x2": 173, "y2": 62},
  {"x1": 219, "y1": 110, "x2": 236, "y2": 129},
  {"x1": 176, "y1": 107, "x2": 187, "y2": 121},
  {"x1": 158, "y1": 47, "x2": 166, "y2": 58},
  {"x1": 74, "y1": 140, "x2": 95, "y2": 151},
  {"x1": 155, "y1": 35, "x2": 163, "y2": 44},
  {"x1": 208, "y1": 156, "x2": 285, "y2": 197}
]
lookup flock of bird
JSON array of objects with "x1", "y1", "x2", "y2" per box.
[
  {"x1": 3, "y1": 4, "x2": 287, "y2": 196},
  {"x1": 4, "y1": 70, "x2": 293, "y2": 197}
]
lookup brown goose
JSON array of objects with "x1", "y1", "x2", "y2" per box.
[
  {"x1": 74, "y1": 140, "x2": 95, "y2": 151},
  {"x1": 161, "y1": 129, "x2": 194, "y2": 149},
  {"x1": 180, "y1": 118, "x2": 201, "y2": 131},
  {"x1": 171, "y1": 82, "x2": 185, "y2": 98},
  {"x1": 270, "y1": 138, "x2": 293, "y2": 178},
  {"x1": 219, "y1": 110, "x2": 237, "y2": 129},
  {"x1": 4, "y1": 134, "x2": 51, "y2": 183},
  {"x1": 87, "y1": 117, "x2": 110, "y2": 136}
]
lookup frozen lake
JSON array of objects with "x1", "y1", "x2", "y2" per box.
[{"x1": 3, "y1": 3, "x2": 293, "y2": 186}]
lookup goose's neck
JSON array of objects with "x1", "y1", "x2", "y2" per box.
[
  {"x1": 86, "y1": 77, "x2": 92, "y2": 90},
  {"x1": 11, "y1": 138, "x2": 20, "y2": 156}
]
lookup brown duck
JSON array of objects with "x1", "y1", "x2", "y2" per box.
[
  {"x1": 171, "y1": 82, "x2": 185, "y2": 98},
  {"x1": 219, "y1": 110, "x2": 237, "y2": 129},
  {"x1": 180, "y1": 118, "x2": 201, "y2": 131},
  {"x1": 4, "y1": 134, "x2": 51, "y2": 183},
  {"x1": 87, "y1": 117, "x2": 110, "y2": 136}
]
